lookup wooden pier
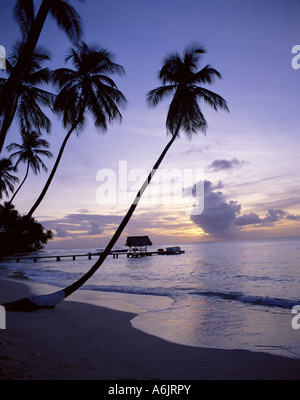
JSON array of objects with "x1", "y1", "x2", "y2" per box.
[
  {"x1": 1, "y1": 236, "x2": 186, "y2": 264},
  {"x1": 123, "y1": 249, "x2": 185, "y2": 259},
  {"x1": 3, "y1": 253, "x2": 100, "y2": 263},
  {"x1": 3, "y1": 249, "x2": 185, "y2": 263}
]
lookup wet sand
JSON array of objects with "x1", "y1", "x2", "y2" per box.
[{"x1": 1, "y1": 269, "x2": 300, "y2": 380}]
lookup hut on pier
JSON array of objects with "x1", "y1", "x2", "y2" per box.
[{"x1": 125, "y1": 236, "x2": 152, "y2": 254}]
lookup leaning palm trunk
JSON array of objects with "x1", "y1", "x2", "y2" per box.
[
  {"x1": 0, "y1": 99, "x2": 18, "y2": 153},
  {"x1": 27, "y1": 124, "x2": 77, "y2": 217},
  {"x1": 3, "y1": 43, "x2": 228, "y2": 312},
  {"x1": 3, "y1": 130, "x2": 179, "y2": 311},
  {"x1": 8, "y1": 163, "x2": 30, "y2": 205},
  {"x1": 0, "y1": 3, "x2": 49, "y2": 153}
]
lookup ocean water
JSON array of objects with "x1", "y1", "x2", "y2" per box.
[{"x1": 2, "y1": 237, "x2": 300, "y2": 359}]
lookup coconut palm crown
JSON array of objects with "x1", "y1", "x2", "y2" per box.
[
  {"x1": 27, "y1": 42, "x2": 127, "y2": 217},
  {"x1": 147, "y1": 42, "x2": 229, "y2": 137},
  {"x1": 0, "y1": 44, "x2": 55, "y2": 152},
  {"x1": 52, "y1": 41, "x2": 126, "y2": 131},
  {"x1": 7, "y1": 130, "x2": 53, "y2": 204}
]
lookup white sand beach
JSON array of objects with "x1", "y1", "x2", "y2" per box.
[{"x1": 1, "y1": 268, "x2": 300, "y2": 380}]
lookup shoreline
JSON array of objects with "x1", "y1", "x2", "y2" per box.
[{"x1": 1, "y1": 268, "x2": 300, "y2": 380}]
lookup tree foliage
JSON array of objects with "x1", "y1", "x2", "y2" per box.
[
  {"x1": 0, "y1": 203, "x2": 52, "y2": 258},
  {"x1": 0, "y1": 158, "x2": 19, "y2": 200}
]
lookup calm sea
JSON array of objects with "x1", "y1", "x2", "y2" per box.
[{"x1": 2, "y1": 237, "x2": 300, "y2": 359}]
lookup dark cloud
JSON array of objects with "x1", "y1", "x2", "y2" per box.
[
  {"x1": 208, "y1": 158, "x2": 247, "y2": 172},
  {"x1": 263, "y1": 209, "x2": 287, "y2": 224},
  {"x1": 235, "y1": 209, "x2": 291, "y2": 227},
  {"x1": 286, "y1": 213, "x2": 300, "y2": 221},
  {"x1": 191, "y1": 181, "x2": 300, "y2": 239},
  {"x1": 234, "y1": 212, "x2": 262, "y2": 226},
  {"x1": 42, "y1": 213, "x2": 122, "y2": 238},
  {"x1": 191, "y1": 180, "x2": 241, "y2": 238}
]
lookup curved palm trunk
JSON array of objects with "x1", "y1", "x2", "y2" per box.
[
  {"x1": 0, "y1": 97, "x2": 19, "y2": 153},
  {"x1": 0, "y1": 1, "x2": 49, "y2": 154},
  {"x1": 3, "y1": 130, "x2": 179, "y2": 311},
  {"x1": 8, "y1": 163, "x2": 30, "y2": 205},
  {"x1": 27, "y1": 124, "x2": 77, "y2": 218}
]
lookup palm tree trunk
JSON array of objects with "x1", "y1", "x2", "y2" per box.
[
  {"x1": 64, "y1": 130, "x2": 179, "y2": 297},
  {"x1": 0, "y1": 97, "x2": 18, "y2": 154},
  {"x1": 0, "y1": 1, "x2": 49, "y2": 154},
  {"x1": 27, "y1": 123, "x2": 77, "y2": 217},
  {"x1": 9, "y1": 163, "x2": 30, "y2": 205},
  {"x1": 2, "y1": 129, "x2": 179, "y2": 311}
]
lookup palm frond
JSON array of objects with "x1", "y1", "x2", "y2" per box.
[
  {"x1": 0, "y1": 158, "x2": 19, "y2": 199},
  {"x1": 193, "y1": 64, "x2": 223, "y2": 84},
  {"x1": 146, "y1": 85, "x2": 176, "y2": 107},
  {"x1": 183, "y1": 42, "x2": 206, "y2": 69},
  {"x1": 52, "y1": 68, "x2": 79, "y2": 88},
  {"x1": 9, "y1": 43, "x2": 51, "y2": 70},
  {"x1": 17, "y1": 91, "x2": 52, "y2": 134},
  {"x1": 159, "y1": 52, "x2": 181, "y2": 85},
  {"x1": 50, "y1": 0, "x2": 84, "y2": 42},
  {"x1": 195, "y1": 87, "x2": 229, "y2": 112},
  {"x1": 26, "y1": 69, "x2": 49, "y2": 86},
  {"x1": 13, "y1": 0, "x2": 35, "y2": 38},
  {"x1": 0, "y1": 44, "x2": 54, "y2": 141}
]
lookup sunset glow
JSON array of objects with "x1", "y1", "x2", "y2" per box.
[{"x1": 0, "y1": 0, "x2": 299, "y2": 249}]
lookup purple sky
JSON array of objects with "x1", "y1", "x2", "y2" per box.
[{"x1": 1, "y1": 0, "x2": 300, "y2": 249}]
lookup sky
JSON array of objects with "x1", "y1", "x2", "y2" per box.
[{"x1": 0, "y1": 0, "x2": 300, "y2": 249}]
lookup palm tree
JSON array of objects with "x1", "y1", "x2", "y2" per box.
[
  {"x1": 0, "y1": 158, "x2": 19, "y2": 200},
  {"x1": 3, "y1": 43, "x2": 229, "y2": 311},
  {"x1": 0, "y1": 44, "x2": 56, "y2": 152},
  {"x1": 0, "y1": 0, "x2": 84, "y2": 154},
  {"x1": 6, "y1": 130, "x2": 53, "y2": 205},
  {"x1": 27, "y1": 42, "x2": 127, "y2": 217}
]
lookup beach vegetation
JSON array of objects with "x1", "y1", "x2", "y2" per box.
[
  {"x1": 0, "y1": 158, "x2": 19, "y2": 200},
  {"x1": 0, "y1": 202, "x2": 53, "y2": 258}
]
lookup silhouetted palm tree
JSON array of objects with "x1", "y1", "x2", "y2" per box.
[
  {"x1": 0, "y1": 0, "x2": 84, "y2": 154},
  {"x1": 3, "y1": 43, "x2": 229, "y2": 311},
  {"x1": 0, "y1": 44, "x2": 55, "y2": 152},
  {"x1": 7, "y1": 130, "x2": 53, "y2": 204},
  {"x1": 0, "y1": 158, "x2": 19, "y2": 200},
  {"x1": 27, "y1": 42, "x2": 126, "y2": 217}
]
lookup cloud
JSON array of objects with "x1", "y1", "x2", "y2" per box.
[
  {"x1": 235, "y1": 209, "x2": 294, "y2": 227},
  {"x1": 234, "y1": 212, "x2": 262, "y2": 226},
  {"x1": 208, "y1": 158, "x2": 247, "y2": 172},
  {"x1": 42, "y1": 213, "x2": 123, "y2": 238},
  {"x1": 191, "y1": 180, "x2": 241, "y2": 238},
  {"x1": 191, "y1": 180, "x2": 300, "y2": 239},
  {"x1": 286, "y1": 213, "x2": 300, "y2": 221}
]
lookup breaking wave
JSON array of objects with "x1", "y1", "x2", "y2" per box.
[{"x1": 192, "y1": 291, "x2": 299, "y2": 309}]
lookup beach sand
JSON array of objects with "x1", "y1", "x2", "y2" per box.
[{"x1": 1, "y1": 268, "x2": 300, "y2": 380}]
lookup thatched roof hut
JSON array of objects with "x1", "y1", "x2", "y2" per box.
[{"x1": 125, "y1": 236, "x2": 152, "y2": 252}]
